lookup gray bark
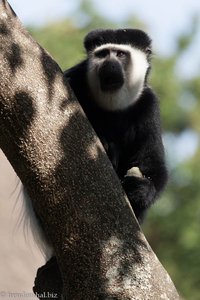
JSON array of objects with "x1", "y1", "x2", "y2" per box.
[{"x1": 0, "y1": 1, "x2": 180, "y2": 299}]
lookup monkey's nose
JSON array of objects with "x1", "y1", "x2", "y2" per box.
[
  {"x1": 99, "y1": 60, "x2": 124, "y2": 91},
  {"x1": 101, "y1": 60, "x2": 121, "y2": 74}
]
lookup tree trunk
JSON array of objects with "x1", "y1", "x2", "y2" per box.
[{"x1": 0, "y1": 1, "x2": 180, "y2": 299}]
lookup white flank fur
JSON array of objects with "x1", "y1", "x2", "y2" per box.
[
  {"x1": 87, "y1": 44, "x2": 149, "y2": 111},
  {"x1": 22, "y1": 186, "x2": 53, "y2": 259}
]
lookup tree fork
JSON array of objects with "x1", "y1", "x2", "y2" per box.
[{"x1": 0, "y1": 1, "x2": 180, "y2": 299}]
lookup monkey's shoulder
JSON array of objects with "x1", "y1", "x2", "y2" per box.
[{"x1": 64, "y1": 60, "x2": 88, "y2": 88}]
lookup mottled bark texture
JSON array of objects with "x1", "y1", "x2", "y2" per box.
[{"x1": 0, "y1": 1, "x2": 180, "y2": 299}]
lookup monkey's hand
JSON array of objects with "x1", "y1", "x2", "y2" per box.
[{"x1": 122, "y1": 174, "x2": 156, "y2": 223}]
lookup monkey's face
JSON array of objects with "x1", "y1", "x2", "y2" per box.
[
  {"x1": 94, "y1": 47, "x2": 127, "y2": 91},
  {"x1": 87, "y1": 44, "x2": 150, "y2": 111},
  {"x1": 88, "y1": 45, "x2": 130, "y2": 92}
]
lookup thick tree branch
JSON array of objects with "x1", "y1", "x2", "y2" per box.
[{"x1": 0, "y1": 1, "x2": 180, "y2": 299}]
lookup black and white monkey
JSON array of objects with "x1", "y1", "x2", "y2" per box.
[
  {"x1": 17, "y1": 28, "x2": 167, "y2": 259},
  {"x1": 64, "y1": 28, "x2": 168, "y2": 222},
  {"x1": 4, "y1": 28, "x2": 168, "y2": 287}
]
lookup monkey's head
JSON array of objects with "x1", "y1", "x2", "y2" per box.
[{"x1": 84, "y1": 29, "x2": 152, "y2": 111}]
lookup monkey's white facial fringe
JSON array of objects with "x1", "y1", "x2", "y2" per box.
[{"x1": 87, "y1": 44, "x2": 149, "y2": 111}]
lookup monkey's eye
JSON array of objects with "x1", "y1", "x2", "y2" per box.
[
  {"x1": 95, "y1": 49, "x2": 109, "y2": 58},
  {"x1": 146, "y1": 47, "x2": 152, "y2": 55},
  {"x1": 116, "y1": 50, "x2": 127, "y2": 58}
]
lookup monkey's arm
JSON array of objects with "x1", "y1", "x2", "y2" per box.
[{"x1": 122, "y1": 94, "x2": 168, "y2": 221}]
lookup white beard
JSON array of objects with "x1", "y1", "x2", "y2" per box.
[{"x1": 87, "y1": 44, "x2": 149, "y2": 111}]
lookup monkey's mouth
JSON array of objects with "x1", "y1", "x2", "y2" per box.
[{"x1": 100, "y1": 78, "x2": 124, "y2": 91}]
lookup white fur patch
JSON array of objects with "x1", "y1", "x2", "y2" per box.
[
  {"x1": 93, "y1": 43, "x2": 134, "y2": 54},
  {"x1": 87, "y1": 43, "x2": 149, "y2": 111},
  {"x1": 22, "y1": 187, "x2": 53, "y2": 259}
]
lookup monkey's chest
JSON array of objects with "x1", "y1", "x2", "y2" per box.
[{"x1": 88, "y1": 109, "x2": 137, "y2": 176}]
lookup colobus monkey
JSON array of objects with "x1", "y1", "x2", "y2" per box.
[
  {"x1": 64, "y1": 28, "x2": 168, "y2": 222},
  {"x1": 20, "y1": 28, "x2": 168, "y2": 260},
  {"x1": 18, "y1": 29, "x2": 168, "y2": 291}
]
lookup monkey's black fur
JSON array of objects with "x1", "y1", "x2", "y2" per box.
[
  {"x1": 84, "y1": 28, "x2": 152, "y2": 53},
  {"x1": 64, "y1": 29, "x2": 168, "y2": 222}
]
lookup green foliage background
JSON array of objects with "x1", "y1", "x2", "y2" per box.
[{"x1": 29, "y1": 3, "x2": 200, "y2": 299}]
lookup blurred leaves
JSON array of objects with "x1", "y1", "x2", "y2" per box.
[
  {"x1": 29, "y1": 3, "x2": 200, "y2": 300},
  {"x1": 176, "y1": 15, "x2": 199, "y2": 55},
  {"x1": 29, "y1": 22, "x2": 86, "y2": 70},
  {"x1": 151, "y1": 56, "x2": 188, "y2": 132}
]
